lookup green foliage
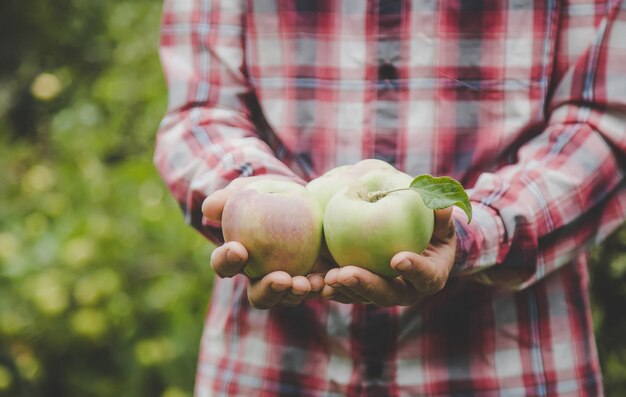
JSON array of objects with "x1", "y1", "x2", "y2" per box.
[
  {"x1": 409, "y1": 175, "x2": 472, "y2": 221},
  {"x1": 0, "y1": 1, "x2": 213, "y2": 396},
  {"x1": 590, "y1": 231, "x2": 626, "y2": 395},
  {"x1": 0, "y1": 0, "x2": 625, "y2": 396}
]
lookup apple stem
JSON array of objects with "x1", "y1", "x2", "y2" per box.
[{"x1": 366, "y1": 188, "x2": 412, "y2": 202}]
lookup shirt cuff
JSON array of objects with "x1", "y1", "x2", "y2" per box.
[{"x1": 451, "y1": 203, "x2": 506, "y2": 276}]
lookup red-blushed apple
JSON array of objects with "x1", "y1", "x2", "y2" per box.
[
  {"x1": 306, "y1": 159, "x2": 395, "y2": 211},
  {"x1": 323, "y1": 169, "x2": 435, "y2": 278},
  {"x1": 221, "y1": 179, "x2": 324, "y2": 279}
]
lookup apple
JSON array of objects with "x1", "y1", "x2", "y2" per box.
[
  {"x1": 221, "y1": 179, "x2": 324, "y2": 279},
  {"x1": 322, "y1": 168, "x2": 434, "y2": 278},
  {"x1": 306, "y1": 159, "x2": 395, "y2": 211}
]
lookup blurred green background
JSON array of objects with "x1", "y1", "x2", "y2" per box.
[
  {"x1": 0, "y1": 1, "x2": 625, "y2": 396},
  {"x1": 0, "y1": 1, "x2": 213, "y2": 396}
]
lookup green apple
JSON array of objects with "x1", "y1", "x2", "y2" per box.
[
  {"x1": 306, "y1": 159, "x2": 395, "y2": 211},
  {"x1": 221, "y1": 179, "x2": 323, "y2": 279},
  {"x1": 323, "y1": 169, "x2": 434, "y2": 278}
]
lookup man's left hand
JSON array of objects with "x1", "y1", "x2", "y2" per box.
[{"x1": 321, "y1": 208, "x2": 457, "y2": 306}]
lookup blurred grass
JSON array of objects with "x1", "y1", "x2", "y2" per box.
[{"x1": 0, "y1": 0, "x2": 625, "y2": 396}]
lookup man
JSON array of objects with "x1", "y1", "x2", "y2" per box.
[{"x1": 155, "y1": 1, "x2": 626, "y2": 395}]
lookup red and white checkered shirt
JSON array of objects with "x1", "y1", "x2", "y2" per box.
[{"x1": 155, "y1": 1, "x2": 626, "y2": 396}]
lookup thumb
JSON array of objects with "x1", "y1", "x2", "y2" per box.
[
  {"x1": 390, "y1": 252, "x2": 448, "y2": 294},
  {"x1": 202, "y1": 188, "x2": 232, "y2": 223},
  {"x1": 432, "y1": 207, "x2": 454, "y2": 241}
]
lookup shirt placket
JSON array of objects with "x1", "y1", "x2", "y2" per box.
[
  {"x1": 372, "y1": 0, "x2": 403, "y2": 166},
  {"x1": 350, "y1": 5, "x2": 403, "y2": 396}
]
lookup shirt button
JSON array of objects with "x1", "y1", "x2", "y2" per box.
[{"x1": 378, "y1": 61, "x2": 398, "y2": 81}]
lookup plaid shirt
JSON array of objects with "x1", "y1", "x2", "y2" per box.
[{"x1": 155, "y1": 1, "x2": 626, "y2": 396}]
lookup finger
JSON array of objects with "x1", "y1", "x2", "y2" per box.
[
  {"x1": 324, "y1": 267, "x2": 372, "y2": 303},
  {"x1": 390, "y1": 252, "x2": 448, "y2": 295},
  {"x1": 320, "y1": 285, "x2": 360, "y2": 304},
  {"x1": 333, "y1": 285, "x2": 370, "y2": 303},
  {"x1": 210, "y1": 241, "x2": 249, "y2": 277},
  {"x1": 323, "y1": 268, "x2": 357, "y2": 298},
  {"x1": 290, "y1": 275, "x2": 312, "y2": 295},
  {"x1": 307, "y1": 273, "x2": 325, "y2": 294},
  {"x1": 329, "y1": 292, "x2": 359, "y2": 304},
  {"x1": 247, "y1": 271, "x2": 292, "y2": 309},
  {"x1": 202, "y1": 188, "x2": 232, "y2": 223},
  {"x1": 433, "y1": 207, "x2": 455, "y2": 241},
  {"x1": 320, "y1": 270, "x2": 346, "y2": 300},
  {"x1": 323, "y1": 267, "x2": 341, "y2": 286},
  {"x1": 334, "y1": 266, "x2": 413, "y2": 307},
  {"x1": 201, "y1": 177, "x2": 261, "y2": 222},
  {"x1": 321, "y1": 284, "x2": 336, "y2": 300},
  {"x1": 280, "y1": 276, "x2": 312, "y2": 306}
]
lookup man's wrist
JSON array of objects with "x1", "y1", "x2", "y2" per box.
[{"x1": 450, "y1": 204, "x2": 504, "y2": 276}]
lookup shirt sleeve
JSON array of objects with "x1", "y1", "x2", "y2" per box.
[
  {"x1": 452, "y1": 1, "x2": 626, "y2": 290},
  {"x1": 154, "y1": 0, "x2": 302, "y2": 244}
]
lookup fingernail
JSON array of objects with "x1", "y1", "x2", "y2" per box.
[
  {"x1": 395, "y1": 259, "x2": 412, "y2": 272},
  {"x1": 226, "y1": 249, "x2": 242, "y2": 264}
]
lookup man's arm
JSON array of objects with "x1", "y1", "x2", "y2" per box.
[
  {"x1": 155, "y1": 0, "x2": 322, "y2": 308},
  {"x1": 453, "y1": 1, "x2": 626, "y2": 289},
  {"x1": 324, "y1": 2, "x2": 626, "y2": 304},
  {"x1": 155, "y1": 0, "x2": 302, "y2": 244}
]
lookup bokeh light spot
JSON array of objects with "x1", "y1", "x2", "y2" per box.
[
  {"x1": 135, "y1": 338, "x2": 177, "y2": 366},
  {"x1": 70, "y1": 308, "x2": 108, "y2": 338},
  {"x1": 61, "y1": 237, "x2": 96, "y2": 268},
  {"x1": 30, "y1": 272, "x2": 69, "y2": 316},
  {"x1": 31, "y1": 73, "x2": 63, "y2": 101},
  {"x1": 15, "y1": 352, "x2": 41, "y2": 381},
  {"x1": 21, "y1": 165, "x2": 56, "y2": 195},
  {"x1": 0, "y1": 233, "x2": 20, "y2": 261},
  {"x1": 162, "y1": 386, "x2": 189, "y2": 397}
]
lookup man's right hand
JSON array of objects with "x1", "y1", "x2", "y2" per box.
[{"x1": 201, "y1": 175, "x2": 325, "y2": 309}]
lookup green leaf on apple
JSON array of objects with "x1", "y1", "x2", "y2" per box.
[{"x1": 409, "y1": 174, "x2": 472, "y2": 222}]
